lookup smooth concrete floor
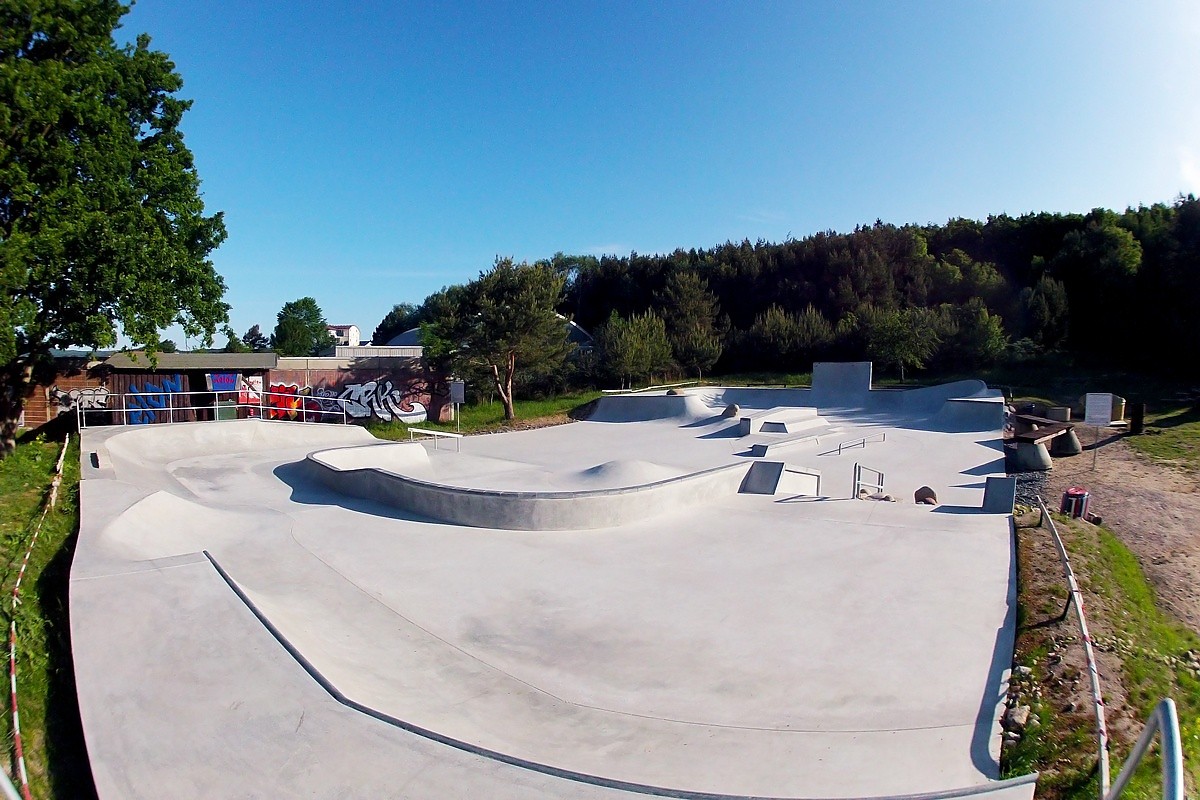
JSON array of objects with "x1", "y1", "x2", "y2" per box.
[{"x1": 72, "y1": 389, "x2": 1030, "y2": 799}]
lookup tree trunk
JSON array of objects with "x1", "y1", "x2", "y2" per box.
[
  {"x1": 0, "y1": 358, "x2": 33, "y2": 457},
  {"x1": 502, "y1": 352, "x2": 516, "y2": 420},
  {"x1": 491, "y1": 353, "x2": 517, "y2": 421}
]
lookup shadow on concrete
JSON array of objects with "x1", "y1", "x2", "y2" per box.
[
  {"x1": 930, "y1": 505, "x2": 984, "y2": 515},
  {"x1": 969, "y1": 535, "x2": 1017, "y2": 778},
  {"x1": 272, "y1": 461, "x2": 437, "y2": 525},
  {"x1": 695, "y1": 424, "x2": 744, "y2": 440},
  {"x1": 963, "y1": 457, "x2": 1007, "y2": 477},
  {"x1": 951, "y1": 481, "x2": 988, "y2": 489}
]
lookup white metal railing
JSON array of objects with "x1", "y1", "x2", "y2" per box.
[
  {"x1": 819, "y1": 431, "x2": 886, "y2": 457},
  {"x1": 1105, "y1": 698, "x2": 1183, "y2": 800},
  {"x1": 852, "y1": 463, "x2": 884, "y2": 497},
  {"x1": 1036, "y1": 494, "x2": 1111, "y2": 794},
  {"x1": 408, "y1": 428, "x2": 462, "y2": 451},
  {"x1": 1036, "y1": 496, "x2": 1185, "y2": 800},
  {"x1": 75, "y1": 388, "x2": 353, "y2": 429}
]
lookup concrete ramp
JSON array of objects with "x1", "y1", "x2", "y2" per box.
[
  {"x1": 737, "y1": 406, "x2": 827, "y2": 436},
  {"x1": 930, "y1": 396, "x2": 1006, "y2": 433},
  {"x1": 812, "y1": 361, "x2": 873, "y2": 408},
  {"x1": 587, "y1": 394, "x2": 716, "y2": 423}
]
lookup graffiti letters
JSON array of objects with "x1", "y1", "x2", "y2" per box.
[
  {"x1": 339, "y1": 380, "x2": 426, "y2": 423},
  {"x1": 263, "y1": 377, "x2": 428, "y2": 424},
  {"x1": 127, "y1": 374, "x2": 184, "y2": 425},
  {"x1": 50, "y1": 385, "x2": 110, "y2": 417}
]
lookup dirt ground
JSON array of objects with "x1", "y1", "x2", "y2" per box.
[{"x1": 1042, "y1": 426, "x2": 1200, "y2": 636}]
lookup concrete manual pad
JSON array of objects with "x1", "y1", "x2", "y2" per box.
[{"x1": 72, "y1": 379, "x2": 1034, "y2": 800}]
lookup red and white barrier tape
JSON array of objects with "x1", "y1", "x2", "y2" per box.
[{"x1": 6, "y1": 434, "x2": 70, "y2": 800}]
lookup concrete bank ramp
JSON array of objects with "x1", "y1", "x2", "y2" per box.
[
  {"x1": 574, "y1": 459, "x2": 685, "y2": 487},
  {"x1": 102, "y1": 419, "x2": 374, "y2": 468},
  {"x1": 586, "y1": 393, "x2": 716, "y2": 423}
]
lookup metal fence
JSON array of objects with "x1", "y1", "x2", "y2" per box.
[{"x1": 1034, "y1": 495, "x2": 1184, "y2": 800}]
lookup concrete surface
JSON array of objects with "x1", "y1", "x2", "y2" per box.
[{"x1": 72, "y1": 376, "x2": 1034, "y2": 799}]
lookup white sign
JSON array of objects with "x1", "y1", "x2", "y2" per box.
[{"x1": 1084, "y1": 393, "x2": 1112, "y2": 427}]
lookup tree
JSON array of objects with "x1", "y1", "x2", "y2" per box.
[
  {"x1": 372, "y1": 302, "x2": 423, "y2": 345},
  {"x1": 159, "y1": 339, "x2": 178, "y2": 353},
  {"x1": 860, "y1": 307, "x2": 940, "y2": 381},
  {"x1": 421, "y1": 258, "x2": 573, "y2": 420},
  {"x1": 658, "y1": 271, "x2": 723, "y2": 378},
  {"x1": 0, "y1": 0, "x2": 229, "y2": 453},
  {"x1": 242, "y1": 324, "x2": 270, "y2": 352},
  {"x1": 271, "y1": 297, "x2": 335, "y2": 357},
  {"x1": 596, "y1": 311, "x2": 674, "y2": 388},
  {"x1": 223, "y1": 328, "x2": 250, "y2": 353}
]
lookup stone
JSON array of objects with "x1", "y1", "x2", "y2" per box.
[
  {"x1": 721, "y1": 403, "x2": 740, "y2": 418},
  {"x1": 1014, "y1": 665, "x2": 1033, "y2": 677},
  {"x1": 1004, "y1": 705, "x2": 1031, "y2": 732}
]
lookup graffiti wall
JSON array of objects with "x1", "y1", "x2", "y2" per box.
[
  {"x1": 22, "y1": 359, "x2": 108, "y2": 429},
  {"x1": 264, "y1": 368, "x2": 444, "y2": 424},
  {"x1": 108, "y1": 373, "x2": 195, "y2": 424}
]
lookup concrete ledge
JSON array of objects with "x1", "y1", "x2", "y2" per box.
[{"x1": 306, "y1": 451, "x2": 751, "y2": 531}]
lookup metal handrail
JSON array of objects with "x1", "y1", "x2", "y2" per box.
[
  {"x1": 1035, "y1": 494, "x2": 1111, "y2": 794},
  {"x1": 853, "y1": 462, "x2": 884, "y2": 497},
  {"x1": 818, "y1": 431, "x2": 886, "y2": 457},
  {"x1": 408, "y1": 428, "x2": 462, "y2": 451},
  {"x1": 1105, "y1": 698, "x2": 1183, "y2": 800}
]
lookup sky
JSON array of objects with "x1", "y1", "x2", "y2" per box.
[{"x1": 118, "y1": 0, "x2": 1200, "y2": 347}]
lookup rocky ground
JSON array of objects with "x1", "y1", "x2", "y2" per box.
[{"x1": 1043, "y1": 426, "x2": 1200, "y2": 635}]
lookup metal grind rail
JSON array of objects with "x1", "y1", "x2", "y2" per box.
[
  {"x1": 1035, "y1": 495, "x2": 1185, "y2": 800},
  {"x1": 4, "y1": 435, "x2": 70, "y2": 800},
  {"x1": 819, "y1": 432, "x2": 886, "y2": 457}
]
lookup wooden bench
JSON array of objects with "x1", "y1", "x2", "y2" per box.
[{"x1": 1012, "y1": 414, "x2": 1074, "y2": 446}]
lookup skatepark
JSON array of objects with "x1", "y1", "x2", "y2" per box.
[{"x1": 71, "y1": 363, "x2": 1037, "y2": 799}]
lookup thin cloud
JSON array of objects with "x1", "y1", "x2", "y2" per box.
[{"x1": 586, "y1": 243, "x2": 629, "y2": 256}]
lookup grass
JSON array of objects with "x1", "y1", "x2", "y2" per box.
[
  {"x1": 1072, "y1": 519, "x2": 1200, "y2": 798},
  {"x1": 365, "y1": 389, "x2": 605, "y2": 439},
  {"x1": 0, "y1": 436, "x2": 95, "y2": 799},
  {"x1": 1124, "y1": 404, "x2": 1200, "y2": 472},
  {"x1": 1009, "y1": 512, "x2": 1199, "y2": 799}
]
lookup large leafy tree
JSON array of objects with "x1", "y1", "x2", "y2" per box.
[
  {"x1": 421, "y1": 258, "x2": 572, "y2": 420},
  {"x1": 372, "y1": 302, "x2": 423, "y2": 345},
  {"x1": 0, "y1": 0, "x2": 228, "y2": 453},
  {"x1": 271, "y1": 297, "x2": 335, "y2": 356},
  {"x1": 595, "y1": 310, "x2": 674, "y2": 389}
]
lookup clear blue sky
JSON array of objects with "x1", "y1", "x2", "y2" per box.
[{"x1": 120, "y1": 0, "x2": 1200, "y2": 346}]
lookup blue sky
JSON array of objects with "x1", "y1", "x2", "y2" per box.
[{"x1": 120, "y1": 1, "x2": 1200, "y2": 346}]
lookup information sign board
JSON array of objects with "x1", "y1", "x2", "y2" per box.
[{"x1": 1084, "y1": 393, "x2": 1112, "y2": 427}]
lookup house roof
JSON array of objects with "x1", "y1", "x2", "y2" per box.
[{"x1": 103, "y1": 351, "x2": 279, "y2": 371}]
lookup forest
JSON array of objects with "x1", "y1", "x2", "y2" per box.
[{"x1": 375, "y1": 195, "x2": 1200, "y2": 394}]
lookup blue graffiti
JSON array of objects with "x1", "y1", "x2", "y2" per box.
[{"x1": 127, "y1": 374, "x2": 184, "y2": 424}]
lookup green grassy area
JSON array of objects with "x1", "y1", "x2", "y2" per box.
[
  {"x1": 1124, "y1": 404, "x2": 1200, "y2": 472},
  {"x1": 0, "y1": 436, "x2": 95, "y2": 799},
  {"x1": 699, "y1": 371, "x2": 813, "y2": 387},
  {"x1": 1007, "y1": 514, "x2": 1199, "y2": 799},
  {"x1": 366, "y1": 389, "x2": 605, "y2": 439}
]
